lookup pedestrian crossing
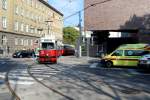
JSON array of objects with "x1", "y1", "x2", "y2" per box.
[{"x1": 0, "y1": 65, "x2": 61, "y2": 85}]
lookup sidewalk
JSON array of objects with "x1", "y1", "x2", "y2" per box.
[{"x1": 0, "y1": 54, "x2": 12, "y2": 58}]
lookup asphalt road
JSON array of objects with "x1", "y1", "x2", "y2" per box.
[{"x1": 0, "y1": 56, "x2": 150, "y2": 100}]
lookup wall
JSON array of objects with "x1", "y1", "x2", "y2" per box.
[{"x1": 84, "y1": 0, "x2": 150, "y2": 31}]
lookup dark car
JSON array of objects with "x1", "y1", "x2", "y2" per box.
[
  {"x1": 12, "y1": 50, "x2": 34, "y2": 58},
  {"x1": 63, "y1": 45, "x2": 75, "y2": 56}
]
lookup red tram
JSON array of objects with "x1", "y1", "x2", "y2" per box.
[{"x1": 37, "y1": 36, "x2": 63, "y2": 63}]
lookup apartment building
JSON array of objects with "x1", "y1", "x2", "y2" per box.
[{"x1": 0, "y1": 0, "x2": 63, "y2": 54}]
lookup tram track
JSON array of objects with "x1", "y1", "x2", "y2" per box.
[
  {"x1": 27, "y1": 63, "x2": 74, "y2": 100},
  {"x1": 4, "y1": 59, "x2": 35, "y2": 100},
  {"x1": 5, "y1": 69, "x2": 21, "y2": 100}
]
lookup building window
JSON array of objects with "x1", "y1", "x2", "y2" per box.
[
  {"x1": 35, "y1": 2, "x2": 38, "y2": 8},
  {"x1": 31, "y1": 0, "x2": 34, "y2": 7},
  {"x1": 21, "y1": 23, "x2": 24, "y2": 32},
  {"x1": 15, "y1": 38, "x2": 18, "y2": 45},
  {"x1": 35, "y1": 28, "x2": 37, "y2": 34},
  {"x1": 14, "y1": 21, "x2": 19, "y2": 31},
  {"x1": 26, "y1": 24, "x2": 29, "y2": 32},
  {"x1": 2, "y1": 0, "x2": 7, "y2": 10},
  {"x1": 30, "y1": 27, "x2": 33, "y2": 33},
  {"x1": 27, "y1": 0, "x2": 30, "y2": 5},
  {"x1": 15, "y1": 5, "x2": 19, "y2": 14},
  {"x1": 53, "y1": 13, "x2": 55, "y2": 18},
  {"x1": 2, "y1": 35, "x2": 7, "y2": 45},
  {"x1": 2, "y1": 17, "x2": 7, "y2": 29},
  {"x1": 30, "y1": 40, "x2": 33, "y2": 46},
  {"x1": 38, "y1": 16, "x2": 41, "y2": 22},
  {"x1": 31, "y1": 13, "x2": 33, "y2": 20},
  {"x1": 36, "y1": 16, "x2": 38, "y2": 22},
  {"x1": 24, "y1": 39, "x2": 28, "y2": 46},
  {"x1": 30, "y1": 0, "x2": 32, "y2": 6},
  {"x1": 21, "y1": 8, "x2": 24, "y2": 16},
  {"x1": 26, "y1": 10, "x2": 29, "y2": 18},
  {"x1": 27, "y1": 39, "x2": 29, "y2": 46},
  {"x1": 21, "y1": 39, "x2": 24, "y2": 45}
]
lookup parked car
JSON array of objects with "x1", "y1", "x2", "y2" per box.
[
  {"x1": 12, "y1": 50, "x2": 34, "y2": 58},
  {"x1": 63, "y1": 45, "x2": 75, "y2": 56},
  {"x1": 138, "y1": 54, "x2": 150, "y2": 70}
]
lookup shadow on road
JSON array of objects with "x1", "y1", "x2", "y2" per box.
[
  {"x1": 0, "y1": 58, "x2": 28, "y2": 100},
  {"x1": 46, "y1": 62, "x2": 150, "y2": 100}
]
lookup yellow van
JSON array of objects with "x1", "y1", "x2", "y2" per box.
[{"x1": 102, "y1": 43, "x2": 150, "y2": 67}]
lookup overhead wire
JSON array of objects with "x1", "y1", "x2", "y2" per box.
[
  {"x1": 63, "y1": 0, "x2": 113, "y2": 21},
  {"x1": 59, "y1": 0, "x2": 74, "y2": 10}
]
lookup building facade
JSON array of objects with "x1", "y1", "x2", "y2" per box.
[
  {"x1": 85, "y1": 0, "x2": 150, "y2": 31},
  {"x1": 0, "y1": 0, "x2": 63, "y2": 54},
  {"x1": 84, "y1": 0, "x2": 150, "y2": 56}
]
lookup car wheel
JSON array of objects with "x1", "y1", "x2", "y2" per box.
[
  {"x1": 105, "y1": 61, "x2": 113, "y2": 68},
  {"x1": 19, "y1": 55, "x2": 23, "y2": 58}
]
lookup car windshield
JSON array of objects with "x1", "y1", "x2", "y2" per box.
[
  {"x1": 64, "y1": 45, "x2": 74, "y2": 49},
  {"x1": 42, "y1": 43, "x2": 54, "y2": 49}
]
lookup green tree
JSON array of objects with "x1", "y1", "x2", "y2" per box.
[{"x1": 63, "y1": 27, "x2": 79, "y2": 45}]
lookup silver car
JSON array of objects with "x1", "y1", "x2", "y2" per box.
[{"x1": 138, "y1": 54, "x2": 150, "y2": 69}]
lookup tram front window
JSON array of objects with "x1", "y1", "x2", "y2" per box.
[{"x1": 42, "y1": 43, "x2": 54, "y2": 49}]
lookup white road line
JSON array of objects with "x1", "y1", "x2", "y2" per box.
[
  {"x1": 30, "y1": 71, "x2": 59, "y2": 74},
  {"x1": 0, "y1": 73, "x2": 6, "y2": 79},
  {"x1": 8, "y1": 76, "x2": 42, "y2": 81},
  {"x1": 9, "y1": 80, "x2": 34, "y2": 85},
  {"x1": 32, "y1": 74, "x2": 50, "y2": 78},
  {"x1": 89, "y1": 63, "x2": 98, "y2": 68},
  {"x1": 5, "y1": 65, "x2": 65, "y2": 85}
]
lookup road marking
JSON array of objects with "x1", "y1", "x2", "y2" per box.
[
  {"x1": 9, "y1": 76, "x2": 42, "y2": 81},
  {"x1": 9, "y1": 80, "x2": 34, "y2": 85},
  {"x1": 0, "y1": 73, "x2": 6, "y2": 79},
  {"x1": 89, "y1": 63, "x2": 98, "y2": 68}
]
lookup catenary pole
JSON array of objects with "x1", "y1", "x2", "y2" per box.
[{"x1": 77, "y1": 11, "x2": 82, "y2": 57}]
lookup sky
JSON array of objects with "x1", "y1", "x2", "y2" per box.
[{"x1": 48, "y1": 0, "x2": 84, "y2": 27}]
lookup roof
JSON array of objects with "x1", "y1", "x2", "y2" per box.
[
  {"x1": 117, "y1": 43, "x2": 149, "y2": 50},
  {"x1": 39, "y1": 0, "x2": 63, "y2": 16}
]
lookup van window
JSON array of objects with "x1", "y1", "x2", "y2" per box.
[
  {"x1": 112, "y1": 50, "x2": 123, "y2": 56},
  {"x1": 124, "y1": 50, "x2": 149, "y2": 56}
]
